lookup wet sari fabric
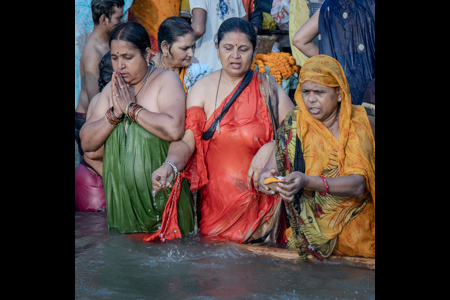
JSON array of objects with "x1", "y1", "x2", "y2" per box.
[
  {"x1": 278, "y1": 55, "x2": 375, "y2": 258},
  {"x1": 184, "y1": 72, "x2": 284, "y2": 243},
  {"x1": 103, "y1": 119, "x2": 196, "y2": 235}
]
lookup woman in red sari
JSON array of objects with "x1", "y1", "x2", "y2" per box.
[{"x1": 146, "y1": 18, "x2": 294, "y2": 244}]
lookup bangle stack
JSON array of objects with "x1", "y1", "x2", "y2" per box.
[
  {"x1": 163, "y1": 161, "x2": 178, "y2": 179},
  {"x1": 126, "y1": 102, "x2": 146, "y2": 123},
  {"x1": 105, "y1": 107, "x2": 124, "y2": 127}
]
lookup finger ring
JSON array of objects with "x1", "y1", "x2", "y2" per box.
[
  {"x1": 116, "y1": 94, "x2": 120, "y2": 97},
  {"x1": 120, "y1": 86, "x2": 125, "y2": 89}
]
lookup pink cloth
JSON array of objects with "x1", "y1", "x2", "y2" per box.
[{"x1": 75, "y1": 161, "x2": 106, "y2": 212}]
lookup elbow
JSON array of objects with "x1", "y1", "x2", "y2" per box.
[
  {"x1": 81, "y1": 140, "x2": 98, "y2": 154},
  {"x1": 192, "y1": 26, "x2": 205, "y2": 41},
  {"x1": 353, "y1": 179, "x2": 367, "y2": 198},
  {"x1": 166, "y1": 128, "x2": 185, "y2": 142},
  {"x1": 292, "y1": 37, "x2": 302, "y2": 51}
]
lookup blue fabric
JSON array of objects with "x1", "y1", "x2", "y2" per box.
[{"x1": 318, "y1": 0, "x2": 375, "y2": 105}]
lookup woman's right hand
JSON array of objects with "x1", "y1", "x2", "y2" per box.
[
  {"x1": 258, "y1": 168, "x2": 278, "y2": 196},
  {"x1": 152, "y1": 163, "x2": 175, "y2": 191}
]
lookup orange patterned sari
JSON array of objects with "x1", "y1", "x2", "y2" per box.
[{"x1": 278, "y1": 55, "x2": 375, "y2": 258}]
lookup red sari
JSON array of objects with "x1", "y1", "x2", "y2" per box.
[{"x1": 184, "y1": 73, "x2": 285, "y2": 243}]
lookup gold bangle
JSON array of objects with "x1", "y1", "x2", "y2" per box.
[{"x1": 134, "y1": 107, "x2": 145, "y2": 124}]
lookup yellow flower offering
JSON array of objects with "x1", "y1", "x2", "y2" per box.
[{"x1": 251, "y1": 52, "x2": 300, "y2": 85}]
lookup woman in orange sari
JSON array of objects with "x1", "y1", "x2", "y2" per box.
[
  {"x1": 146, "y1": 18, "x2": 294, "y2": 243},
  {"x1": 259, "y1": 55, "x2": 375, "y2": 259}
]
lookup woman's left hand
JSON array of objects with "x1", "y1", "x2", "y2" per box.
[
  {"x1": 247, "y1": 141, "x2": 276, "y2": 190},
  {"x1": 276, "y1": 171, "x2": 307, "y2": 203},
  {"x1": 112, "y1": 72, "x2": 134, "y2": 115}
]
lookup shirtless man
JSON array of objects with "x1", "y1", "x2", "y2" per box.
[{"x1": 75, "y1": 0, "x2": 124, "y2": 156}]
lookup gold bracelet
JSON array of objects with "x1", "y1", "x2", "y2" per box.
[{"x1": 134, "y1": 107, "x2": 145, "y2": 124}]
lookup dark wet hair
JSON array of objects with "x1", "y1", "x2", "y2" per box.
[
  {"x1": 91, "y1": 0, "x2": 124, "y2": 25},
  {"x1": 98, "y1": 51, "x2": 113, "y2": 92},
  {"x1": 215, "y1": 17, "x2": 257, "y2": 51},
  {"x1": 158, "y1": 16, "x2": 195, "y2": 55},
  {"x1": 109, "y1": 22, "x2": 151, "y2": 58}
]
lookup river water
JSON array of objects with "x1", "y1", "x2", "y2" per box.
[{"x1": 75, "y1": 212, "x2": 375, "y2": 299}]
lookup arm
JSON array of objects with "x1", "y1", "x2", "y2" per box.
[
  {"x1": 191, "y1": 8, "x2": 207, "y2": 41},
  {"x1": 114, "y1": 70, "x2": 187, "y2": 141},
  {"x1": 135, "y1": 71, "x2": 187, "y2": 141},
  {"x1": 276, "y1": 172, "x2": 367, "y2": 202},
  {"x1": 292, "y1": 8, "x2": 320, "y2": 57},
  {"x1": 152, "y1": 129, "x2": 196, "y2": 190},
  {"x1": 247, "y1": 81, "x2": 295, "y2": 189},
  {"x1": 83, "y1": 93, "x2": 105, "y2": 160},
  {"x1": 151, "y1": 76, "x2": 207, "y2": 190},
  {"x1": 80, "y1": 83, "x2": 116, "y2": 153},
  {"x1": 83, "y1": 51, "x2": 103, "y2": 102}
]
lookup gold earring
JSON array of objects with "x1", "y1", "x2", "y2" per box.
[{"x1": 163, "y1": 51, "x2": 168, "y2": 57}]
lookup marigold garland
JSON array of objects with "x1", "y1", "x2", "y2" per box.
[{"x1": 251, "y1": 52, "x2": 300, "y2": 85}]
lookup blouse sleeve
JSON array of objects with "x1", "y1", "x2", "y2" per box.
[{"x1": 183, "y1": 106, "x2": 209, "y2": 191}]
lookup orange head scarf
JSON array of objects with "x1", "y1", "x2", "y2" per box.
[{"x1": 294, "y1": 55, "x2": 375, "y2": 205}]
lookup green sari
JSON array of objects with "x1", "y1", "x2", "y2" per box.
[{"x1": 103, "y1": 118, "x2": 196, "y2": 234}]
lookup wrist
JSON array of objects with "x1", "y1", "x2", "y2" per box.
[
  {"x1": 163, "y1": 161, "x2": 178, "y2": 179},
  {"x1": 318, "y1": 175, "x2": 329, "y2": 196},
  {"x1": 105, "y1": 107, "x2": 124, "y2": 127}
]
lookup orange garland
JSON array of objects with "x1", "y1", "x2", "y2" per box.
[{"x1": 251, "y1": 52, "x2": 300, "y2": 85}]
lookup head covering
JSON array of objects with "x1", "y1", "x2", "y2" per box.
[{"x1": 294, "y1": 55, "x2": 375, "y2": 205}]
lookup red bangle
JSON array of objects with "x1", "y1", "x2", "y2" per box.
[{"x1": 318, "y1": 175, "x2": 329, "y2": 196}]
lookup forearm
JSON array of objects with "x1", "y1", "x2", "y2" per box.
[
  {"x1": 304, "y1": 174, "x2": 366, "y2": 198},
  {"x1": 80, "y1": 116, "x2": 115, "y2": 153},
  {"x1": 262, "y1": 144, "x2": 279, "y2": 174},
  {"x1": 165, "y1": 139, "x2": 195, "y2": 172}
]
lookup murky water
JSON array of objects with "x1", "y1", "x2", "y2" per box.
[{"x1": 75, "y1": 212, "x2": 375, "y2": 299}]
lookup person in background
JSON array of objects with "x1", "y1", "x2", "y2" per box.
[
  {"x1": 189, "y1": 0, "x2": 247, "y2": 71},
  {"x1": 128, "y1": 0, "x2": 181, "y2": 57},
  {"x1": 151, "y1": 16, "x2": 212, "y2": 93},
  {"x1": 241, "y1": 0, "x2": 263, "y2": 34},
  {"x1": 80, "y1": 22, "x2": 196, "y2": 235},
  {"x1": 75, "y1": 0, "x2": 125, "y2": 157},
  {"x1": 292, "y1": 0, "x2": 375, "y2": 105},
  {"x1": 75, "y1": 52, "x2": 113, "y2": 212}
]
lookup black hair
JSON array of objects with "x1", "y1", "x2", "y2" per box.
[
  {"x1": 215, "y1": 17, "x2": 257, "y2": 50},
  {"x1": 157, "y1": 16, "x2": 194, "y2": 55},
  {"x1": 91, "y1": 0, "x2": 125, "y2": 25},
  {"x1": 98, "y1": 51, "x2": 113, "y2": 92},
  {"x1": 109, "y1": 22, "x2": 151, "y2": 58}
]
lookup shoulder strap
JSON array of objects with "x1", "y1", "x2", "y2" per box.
[
  {"x1": 257, "y1": 73, "x2": 279, "y2": 139},
  {"x1": 202, "y1": 69, "x2": 254, "y2": 141}
]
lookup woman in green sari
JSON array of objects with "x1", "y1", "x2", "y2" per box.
[{"x1": 80, "y1": 22, "x2": 196, "y2": 235}]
